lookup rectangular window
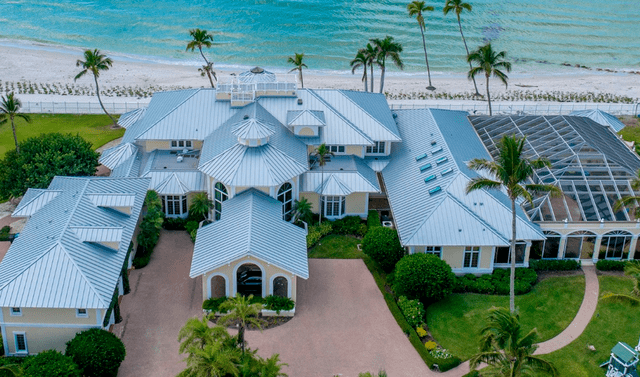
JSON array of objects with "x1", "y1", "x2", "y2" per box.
[
  {"x1": 76, "y1": 308, "x2": 88, "y2": 318},
  {"x1": 162, "y1": 195, "x2": 188, "y2": 216},
  {"x1": 328, "y1": 145, "x2": 345, "y2": 154},
  {"x1": 366, "y1": 141, "x2": 386, "y2": 154},
  {"x1": 171, "y1": 140, "x2": 192, "y2": 149},
  {"x1": 494, "y1": 243, "x2": 526, "y2": 264},
  {"x1": 10, "y1": 307, "x2": 21, "y2": 316},
  {"x1": 425, "y1": 246, "x2": 442, "y2": 258},
  {"x1": 322, "y1": 196, "x2": 345, "y2": 217},
  {"x1": 14, "y1": 332, "x2": 27, "y2": 353},
  {"x1": 463, "y1": 246, "x2": 480, "y2": 268}
]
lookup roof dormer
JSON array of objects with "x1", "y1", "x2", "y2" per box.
[
  {"x1": 232, "y1": 117, "x2": 276, "y2": 147},
  {"x1": 287, "y1": 109, "x2": 325, "y2": 137},
  {"x1": 70, "y1": 226, "x2": 124, "y2": 251},
  {"x1": 87, "y1": 193, "x2": 136, "y2": 215}
]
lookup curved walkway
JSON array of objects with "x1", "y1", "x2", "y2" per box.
[{"x1": 442, "y1": 266, "x2": 599, "y2": 376}]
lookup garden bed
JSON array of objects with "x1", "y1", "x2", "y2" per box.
[{"x1": 209, "y1": 313, "x2": 293, "y2": 330}]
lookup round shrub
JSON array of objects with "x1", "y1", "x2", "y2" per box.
[
  {"x1": 394, "y1": 253, "x2": 455, "y2": 303},
  {"x1": 65, "y1": 328, "x2": 126, "y2": 377},
  {"x1": 362, "y1": 227, "x2": 404, "y2": 272},
  {"x1": 23, "y1": 350, "x2": 81, "y2": 377}
]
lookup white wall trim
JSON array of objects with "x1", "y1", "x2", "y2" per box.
[
  {"x1": 12, "y1": 331, "x2": 28, "y2": 354},
  {"x1": 96, "y1": 309, "x2": 102, "y2": 327},
  {"x1": 452, "y1": 267, "x2": 493, "y2": 275},
  {"x1": 269, "y1": 274, "x2": 292, "y2": 298},
  {"x1": 0, "y1": 308, "x2": 8, "y2": 357},
  {"x1": 206, "y1": 273, "x2": 230, "y2": 299},
  {"x1": 231, "y1": 260, "x2": 267, "y2": 297},
  {"x1": 0, "y1": 322, "x2": 102, "y2": 329}
]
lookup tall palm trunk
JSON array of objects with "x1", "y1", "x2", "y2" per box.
[
  {"x1": 379, "y1": 58, "x2": 386, "y2": 93},
  {"x1": 298, "y1": 68, "x2": 304, "y2": 88},
  {"x1": 486, "y1": 74, "x2": 492, "y2": 116},
  {"x1": 458, "y1": 15, "x2": 480, "y2": 96},
  {"x1": 93, "y1": 74, "x2": 118, "y2": 128},
  {"x1": 419, "y1": 24, "x2": 434, "y2": 89},
  {"x1": 199, "y1": 47, "x2": 215, "y2": 88},
  {"x1": 238, "y1": 325, "x2": 245, "y2": 354},
  {"x1": 319, "y1": 163, "x2": 324, "y2": 225},
  {"x1": 10, "y1": 116, "x2": 19, "y2": 154},
  {"x1": 370, "y1": 64, "x2": 374, "y2": 93},
  {"x1": 510, "y1": 198, "x2": 516, "y2": 313},
  {"x1": 363, "y1": 63, "x2": 368, "y2": 92}
]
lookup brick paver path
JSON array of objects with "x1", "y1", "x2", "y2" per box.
[{"x1": 115, "y1": 230, "x2": 202, "y2": 377}]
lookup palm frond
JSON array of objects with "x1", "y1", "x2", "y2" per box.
[
  {"x1": 600, "y1": 292, "x2": 640, "y2": 306},
  {"x1": 466, "y1": 177, "x2": 503, "y2": 194}
]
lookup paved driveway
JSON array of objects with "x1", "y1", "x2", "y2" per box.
[
  {"x1": 115, "y1": 230, "x2": 202, "y2": 377},
  {"x1": 246, "y1": 259, "x2": 433, "y2": 377}
]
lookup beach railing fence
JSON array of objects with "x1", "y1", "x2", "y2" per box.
[
  {"x1": 389, "y1": 102, "x2": 640, "y2": 116},
  {"x1": 20, "y1": 101, "x2": 148, "y2": 115}
]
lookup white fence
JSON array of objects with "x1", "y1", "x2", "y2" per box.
[
  {"x1": 20, "y1": 101, "x2": 148, "y2": 115},
  {"x1": 389, "y1": 102, "x2": 640, "y2": 116}
]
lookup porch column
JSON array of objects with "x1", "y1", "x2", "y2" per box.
[
  {"x1": 409, "y1": 246, "x2": 415, "y2": 255},
  {"x1": 523, "y1": 241, "x2": 532, "y2": 267},
  {"x1": 628, "y1": 235, "x2": 639, "y2": 260},
  {"x1": 592, "y1": 234, "x2": 604, "y2": 263},
  {"x1": 557, "y1": 235, "x2": 568, "y2": 259}
]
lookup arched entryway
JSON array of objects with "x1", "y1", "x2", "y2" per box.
[
  {"x1": 236, "y1": 263, "x2": 263, "y2": 297},
  {"x1": 600, "y1": 230, "x2": 632, "y2": 260},
  {"x1": 565, "y1": 231, "x2": 596, "y2": 259}
]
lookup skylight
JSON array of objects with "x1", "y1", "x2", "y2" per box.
[
  {"x1": 424, "y1": 175, "x2": 436, "y2": 183},
  {"x1": 420, "y1": 163, "x2": 432, "y2": 172},
  {"x1": 429, "y1": 186, "x2": 442, "y2": 195},
  {"x1": 436, "y1": 157, "x2": 448, "y2": 164},
  {"x1": 415, "y1": 153, "x2": 428, "y2": 162}
]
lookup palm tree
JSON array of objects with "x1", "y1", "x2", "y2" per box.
[
  {"x1": 186, "y1": 28, "x2": 216, "y2": 88},
  {"x1": 178, "y1": 341, "x2": 241, "y2": 377},
  {"x1": 407, "y1": 1, "x2": 436, "y2": 91},
  {"x1": 600, "y1": 261, "x2": 640, "y2": 305},
  {"x1": 443, "y1": 0, "x2": 480, "y2": 96},
  {"x1": 364, "y1": 43, "x2": 378, "y2": 92},
  {"x1": 350, "y1": 50, "x2": 369, "y2": 92},
  {"x1": 292, "y1": 198, "x2": 313, "y2": 225},
  {"x1": 198, "y1": 62, "x2": 218, "y2": 87},
  {"x1": 313, "y1": 143, "x2": 334, "y2": 225},
  {"x1": 75, "y1": 49, "x2": 118, "y2": 128},
  {"x1": 467, "y1": 43, "x2": 511, "y2": 116},
  {"x1": 470, "y1": 308, "x2": 558, "y2": 376},
  {"x1": 0, "y1": 92, "x2": 30, "y2": 154},
  {"x1": 0, "y1": 364, "x2": 23, "y2": 377},
  {"x1": 189, "y1": 192, "x2": 214, "y2": 222},
  {"x1": 466, "y1": 135, "x2": 560, "y2": 313},
  {"x1": 288, "y1": 53, "x2": 308, "y2": 88},
  {"x1": 218, "y1": 294, "x2": 266, "y2": 355},
  {"x1": 370, "y1": 36, "x2": 404, "y2": 94},
  {"x1": 257, "y1": 353, "x2": 289, "y2": 377},
  {"x1": 178, "y1": 315, "x2": 229, "y2": 354}
]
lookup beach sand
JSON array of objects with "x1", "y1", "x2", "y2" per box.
[{"x1": 0, "y1": 43, "x2": 638, "y2": 101}]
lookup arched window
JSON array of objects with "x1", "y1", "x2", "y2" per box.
[
  {"x1": 210, "y1": 275, "x2": 226, "y2": 299},
  {"x1": 236, "y1": 263, "x2": 262, "y2": 297},
  {"x1": 214, "y1": 182, "x2": 228, "y2": 221},
  {"x1": 600, "y1": 230, "x2": 633, "y2": 260},
  {"x1": 531, "y1": 231, "x2": 562, "y2": 259},
  {"x1": 277, "y1": 183, "x2": 293, "y2": 221},
  {"x1": 273, "y1": 276, "x2": 289, "y2": 298},
  {"x1": 564, "y1": 231, "x2": 596, "y2": 259}
]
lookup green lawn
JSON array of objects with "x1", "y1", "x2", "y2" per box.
[
  {"x1": 308, "y1": 234, "x2": 365, "y2": 259},
  {"x1": 0, "y1": 114, "x2": 124, "y2": 157},
  {"x1": 427, "y1": 275, "x2": 586, "y2": 360},
  {"x1": 537, "y1": 275, "x2": 640, "y2": 377}
]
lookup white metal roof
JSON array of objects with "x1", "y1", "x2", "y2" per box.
[
  {"x1": 99, "y1": 143, "x2": 138, "y2": 170},
  {"x1": 232, "y1": 118, "x2": 276, "y2": 140},
  {"x1": 0, "y1": 176, "x2": 150, "y2": 309},
  {"x1": 302, "y1": 156, "x2": 381, "y2": 195},
  {"x1": 143, "y1": 171, "x2": 205, "y2": 195},
  {"x1": 190, "y1": 189, "x2": 308, "y2": 279},
  {"x1": 570, "y1": 109, "x2": 626, "y2": 132},
  {"x1": 13, "y1": 189, "x2": 62, "y2": 218},
  {"x1": 287, "y1": 110, "x2": 326, "y2": 127},
  {"x1": 117, "y1": 108, "x2": 146, "y2": 129}
]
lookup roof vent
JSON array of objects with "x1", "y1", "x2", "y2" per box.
[
  {"x1": 431, "y1": 140, "x2": 437, "y2": 145},
  {"x1": 297, "y1": 98, "x2": 303, "y2": 105},
  {"x1": 250, "y1": 66, "x2": 265, "y2": 74},
  {"x1": 243, "y1": 114, "x2": 249, "y2": 120},
  {"x1": 392, "y1": 113, "x2": 398, "y2": 118}
]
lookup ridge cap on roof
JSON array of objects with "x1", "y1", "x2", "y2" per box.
[
  {"x1": 337, "y1": 89, "x2": 401, "y2": 141},
  {"x1": 133, "y1": 88, "x2": 201, "y2": 141},
  {"x1": 14, "y1": 189, "x2": 62, "y2": 214}
]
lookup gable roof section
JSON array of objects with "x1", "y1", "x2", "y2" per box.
[
  {"x1": 331, "y1": 90, "x2": 401, "y2": 141},
  {"x1": 99, "y1": 143, "x2": 138, "y2": 170},
  {"x1": 383, "y1": 109, "x2": 543, "y2": 247},
  {"x1": 570, "y1": 109, "x2": 626, "y2": 132},
  {"x1": 0, "y1": 176, "x2": 150, "y2": 309},
  {"x1": 301, "y1": 155, "x2": 381, "y2": 195},
  {"x1": 190, "y1": 189, "x2": 308, "y2": 279},
  {"x1": 117, "y1": 108, "x2": 147, "y2": 129},
  {"x1": 287, "y1": 110, "x2": 326, "y2": 127},
  {"x1": 13, "y1": 189, "x2": 62, "y2": 218}
]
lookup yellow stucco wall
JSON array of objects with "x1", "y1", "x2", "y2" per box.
[
  {"x1": 298, "y1": 127, "x2": 315, "y2": 136},
  {"x1": 2, "y1": 308, "x2": 100, "y2": 326},
  {"x1": 346, "y1": 146, "x2": 364, "y2": 158},
  {"x1": 300, "y1": 192, "x2": 320, "y2": 214},
  {"x1": 193, "y1": 140, "x2": 204, "y2": 149},
  {"x1": 4, "y1": 326, "x2": 94, "y2": 354},
  {"x1": 345, "y1": 192, "x2": 367, "y2": 215},
  {"x1": 442, "y1": 246, "x2": 463, "y2": 269},
  {"x1": 200, "y1": 255, "x2": 299, "y2": 302},
  {"x1": 144, "y1": 140, "x2": 170, "y2": 152},
  {"x1": 480, "y1": 246, "x2": 494, "y2": 269}
]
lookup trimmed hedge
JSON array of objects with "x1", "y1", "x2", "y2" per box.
[
  {"x1": 397, "y1": 296, "x2": 425, "y2": 329},
  {"x1": 362, "y1": 226, "x2": 405, "y2": 272},
  {"x1": 202, "y1": 297, "x2": 228, "y2": 312},
  {"x1": 65, "y1": 328, "x2": 126, "y2": 377},
  {"x1": 331, "y1": 216, "x2": 367, "y2": 237},
  {"x1": 596, "y1": 260, "x2": 627, "y2": 271},
  {"x1": 367, "y1": 210, "x2": 381, "y2": 228},
  {"x1": 0, "y1": 225, "x2": 10, "y2": 241},
  {"x1": 307, "y1": 222, "x2": 333, "y2": 248},
  {"x1": 529, "y1": 259, "x2": 581, "y2": 271},
  {"x1": 453, "y1": 268, "x2": 538, "y2": 295},
  {"x1": 133, "y1": 190, "x2": 164, "y2": 269},
  {"x1": 162, "y1": 217, "x2": 188, "y2": 230},
  {"x1": 263, "y1": 295, "x2": 295, "y2": 314},
  {"x1": 23, "y1": 350, "x2": 81, "y2": 377},
  {"x1": 394, "y1": 253, "x2": 455, "y2": 303}
]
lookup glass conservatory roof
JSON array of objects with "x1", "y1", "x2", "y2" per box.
[{"x1": 469, "y1": 115, "x2": 640, "y2": 222}]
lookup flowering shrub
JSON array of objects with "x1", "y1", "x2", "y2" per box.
[
  {"x1": 424, "y1": 341, "x2": 437, "y2": 351},
  {"x1": 397, "y1": 296, "x2": 425, "y2": 329},
  {"x1": 430, "y1": 348, "x2": 453, "y2": 359},
  {"x1": 416, "y1": 326, "x2": 428, "y2": 338}
]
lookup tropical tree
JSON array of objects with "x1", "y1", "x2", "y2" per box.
[
  {"x1": 470, "y1": 308, "x2": 558, "y2": 376},
  {"x1": 178, "y1": 315, "x2": 229, "y2": 353},
  {"x1": 443, "y1": 0, "x2": 480, "y2": 96},
  {"x1": 407, "y1": 1, "x2": 435, "y2": 91},
  {"x1": 350, "y1": 50, "x2": 369, "y2": 92},
  {"x1": 467, "y1": 43, "x2": 511, "y2": 116},
  {"x1": 178, "y1": 341, "x2": 241, "y2": 377},
  {"x1": 0, "y1": 92, "x2": 30, "y2": 154},
  {"x1": 198, "y1": 62, "x2": 218, "y2": 87},
  {"x1": 186, "y1": 28, "x2": 216, "y2": 88},
  {"x1": 288, "y1": 53, "x2": 308, "y2": 88},
  {"x1": 292, "y1": 197, "x2": 313, "y2": 225},
  {"x1": 257, "y1": 354, "x2": 289, "y2": 377},
  {"x1": 600, "y1": 261, "x2": 640, "y2": 306},
  {"x1": 364, "y1": 43, "x2": 378, "y2": 92},
  {"x1": 75, "y1": 49, "x2": 118, "y2": 128},
  {"x1": 189, "y1": 192, "x2": 214, "y2": 222},
  {"x1": 370, "y1": 36, "x2": 404, "y2": 93},
  {"x1": 466, "y1": 135, "x2": 560, "y2": 312},
  {"x1": 313, "y1": 143, "x2": 334, "y2": 225},
  {"x1": 218, "y1": 294, "x2": 266, "y2": 355}
]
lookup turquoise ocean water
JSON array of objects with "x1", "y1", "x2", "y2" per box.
[{"x1": 0, "y1": 0, "x2": 639, "y2": 74}]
